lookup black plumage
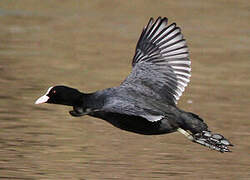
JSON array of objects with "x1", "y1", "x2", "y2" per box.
[{"x1": 35, "y1": 17, "x2": 233, "y2": 152}]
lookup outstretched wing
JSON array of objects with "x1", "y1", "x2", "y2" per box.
[{"x1": 122, "y1": 17, "x2": 191, "y2": 105}]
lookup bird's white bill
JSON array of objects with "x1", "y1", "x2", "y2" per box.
[{"x1": 35, "y1": 95, "x2": 49, "y2": 104}]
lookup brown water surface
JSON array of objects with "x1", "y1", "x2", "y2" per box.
[{"x1": 0, "y1": 1, "x2": 249, "y2": 179}]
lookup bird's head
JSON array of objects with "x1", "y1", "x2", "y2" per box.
[{"x1": 35, "y1": 86, "x2": 82, "y2": 106}]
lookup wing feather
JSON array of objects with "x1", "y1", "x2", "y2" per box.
[
  {"x1": 104, "y1": 17, "x2": 191, "y2": 122},
  {"x1": 123, "y1": 17, "x2": 191, "y2": 105}
]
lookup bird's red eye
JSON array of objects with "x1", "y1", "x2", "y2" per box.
[{"x1": 53, "y1": 90, "x2": 56, "y2": 94}]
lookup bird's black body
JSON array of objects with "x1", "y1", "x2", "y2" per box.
[
  {"x1": 36, "y1": 17, "x2": 233, "y2": 152},
  {"x1": 67, "y1": 88, "x2": 207, "y2": 135},
  {"x1": 69, "y1": 88, "x2": 179, "y2": 135}
]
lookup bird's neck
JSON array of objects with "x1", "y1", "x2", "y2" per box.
[{"x1": 81, "y1": 91, "x2": 106, "y2": 110}]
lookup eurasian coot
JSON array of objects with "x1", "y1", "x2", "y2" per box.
[{"x1": 35, "y1": 17, "x2": 233, "y2": 152}]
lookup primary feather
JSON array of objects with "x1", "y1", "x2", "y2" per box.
[
  {"x1": 101, "y1": 17, "x2": 191, "y2": 122},
  {"x1": 123, "y1": 17, "x2": 191, "y2": 105}
]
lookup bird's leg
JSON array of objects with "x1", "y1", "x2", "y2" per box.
[
  {"x1": 177, "y1": 128, "x2": 233, "y2": 153},
  {"x1": 177, "y1": 128, "x2": 194, "y2": 141}
]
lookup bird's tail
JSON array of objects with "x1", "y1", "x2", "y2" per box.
[{"x1": 179, "y1": 112, "x2": 233, "y2": 153}]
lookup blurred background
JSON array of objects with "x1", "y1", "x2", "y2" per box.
[{"x1": 0, "y1": 0, "x2": 249, "y2": 179}]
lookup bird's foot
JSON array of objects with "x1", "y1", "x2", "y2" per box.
[
  {"x1": 193, "y1": 131, "x2": 233, "y2": 153},
  {"x1": 69, "y1": 106, "x2": 94, "y2": 117},
  {"x1": 69, "y1": 110, "x2": 84, "y2": 117}
]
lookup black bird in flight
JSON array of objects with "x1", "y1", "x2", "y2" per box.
[{"x1": 36, "y1": 17, "x2": 233, "y2": 152}]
